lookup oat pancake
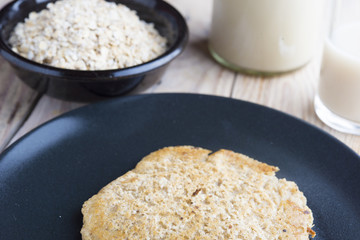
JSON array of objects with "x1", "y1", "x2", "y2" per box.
[{"x1": 81, "y1": 146, "x2": 315, "y2": 240}]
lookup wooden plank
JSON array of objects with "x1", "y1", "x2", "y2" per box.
[
  {"x1": 2, "y1": 0, "x2": 359, "y2": 155},
  {"x1": 232, "y1": 57, "x2": 320, "y2": 121},
  {"x1": 7, "y1": 0, "x2": 235, "y2": 147},
  {"x1": 8, "y1": 96, "x2": 84, "y2": 146},
  {"x1": 231, "y1": 54, "x2": 360, "y2": 154},
  {"x1": 0, "y1": 57, "x2": 41, "y2": 151},
  {"x1": 134, "y1": 0, "x2": 235, "y2": 96}
]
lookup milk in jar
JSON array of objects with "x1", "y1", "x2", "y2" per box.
[{"x1": 209, "y1": 0, "x2": 323, "y2": 74}]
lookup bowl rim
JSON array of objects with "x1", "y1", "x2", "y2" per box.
[{"x1": 0, "y1": 0, "x2": 189, "y2": 82}]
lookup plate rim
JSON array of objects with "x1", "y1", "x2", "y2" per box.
[{"x1": 2, "y1": 93, "x2": 359, "y2": 159}]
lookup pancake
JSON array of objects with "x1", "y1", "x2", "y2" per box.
[{"x1": 81, "y1": 146, "x2": 315, "y2": 239}]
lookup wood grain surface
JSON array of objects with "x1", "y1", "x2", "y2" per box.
[{"x1": 0, "y1": 0, "x2": 359, "y2": 154}]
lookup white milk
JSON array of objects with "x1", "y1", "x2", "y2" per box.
[
  {"x1": 318, "y1": 23, "x2": 360, "y2": 123},
  {"x1": 209, "y1": 0, "x2": 322, "y2": 73}
]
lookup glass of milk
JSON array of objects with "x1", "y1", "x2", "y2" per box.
[
  {"x1": 315, "y1": 0, "x2": 360, "y2": 135},
  {"x1": 208, "y1": 0, "x2": 323, "y2": 75}
]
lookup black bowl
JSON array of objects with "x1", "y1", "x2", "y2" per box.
[{"x1": 0, "y1": 0, "x2": 188, "y2": 101}]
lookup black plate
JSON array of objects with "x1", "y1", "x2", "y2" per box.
[{"x1": 1, "y1": 93, "x2": 359, "y2": 239}]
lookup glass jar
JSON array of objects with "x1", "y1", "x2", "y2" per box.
[{"x1": 209, "y1": 0, "x2": 323, "y2": 75}]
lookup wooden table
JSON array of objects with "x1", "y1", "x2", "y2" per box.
[{"x1": 0, "y1": 0, "x2": 359, "y2": 155}]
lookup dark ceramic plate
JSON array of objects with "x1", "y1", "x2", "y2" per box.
[{"x1": 0, "y1": 93, "x2": 359, "y2": 239}]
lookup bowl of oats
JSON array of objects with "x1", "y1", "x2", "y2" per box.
[{"x1": 0, "y1": 0, "x2": 188, "y2": 101}]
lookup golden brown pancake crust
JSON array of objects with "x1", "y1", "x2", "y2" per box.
[{"x1": 81, "y1": 146, "x2": 315, "y2": 240}]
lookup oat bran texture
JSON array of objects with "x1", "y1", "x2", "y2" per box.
[
  {"x1": 81, "y1": 146, "x2": 315, "y2": 240},
  {"x1": 9, "y1": 0, "x2": 167, "y2": 70}
]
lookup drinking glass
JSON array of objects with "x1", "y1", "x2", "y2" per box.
[{"x1": 315, "y1": 0, "x2": 360, "y2": 134}]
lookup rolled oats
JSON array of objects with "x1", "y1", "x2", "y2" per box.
[{"x1": 9, "y1": 0, "x2": 167, "y2": 70}]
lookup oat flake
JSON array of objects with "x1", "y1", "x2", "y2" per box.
[{"x1": 9, "y1": 0, "x2": 167, "y2": 70}]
